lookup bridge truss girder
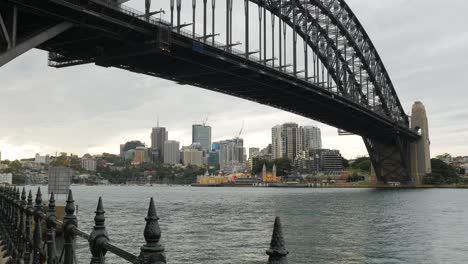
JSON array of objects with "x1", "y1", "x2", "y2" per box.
[{"x1": 0, "y1": 0, "x2": 421, "y2": 184}]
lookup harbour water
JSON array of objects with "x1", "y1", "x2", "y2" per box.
[{"x1": 27, "y1": 186, "x2": 468, "y2": 263}]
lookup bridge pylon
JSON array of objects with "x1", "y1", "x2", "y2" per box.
[{"x1": 409, "y1": 101, "x2": 431, "y2": 185}]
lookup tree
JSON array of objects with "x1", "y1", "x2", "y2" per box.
[
  {"x1": 274, "y1": 158, "x2": 292, "y2": 176},
  {"x1": 342, "y1": 157, "x2": 350, "y2": 168},
  {"x1": 350, "y1": 157, "x2": 371, "y2": 173},
  {"x1": 424, "y1": 159, "x2": 461, "y2": 185}
]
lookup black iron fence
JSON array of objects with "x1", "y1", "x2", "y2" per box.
[{"x1": 0, "y1": 186, "x2": 288, "y2": 264}]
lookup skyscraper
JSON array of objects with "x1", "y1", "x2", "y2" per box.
[
  {"x1": 151, "y1": 127, "x2": 168, "y2": 161},
  {"x1": 163, "y1": 140, "x2": 180, "y2": 165},
  {"x1": 272, "y1": 123, "x2": 303, "y2": 161},
  {"x1": 272, "y1": 125, "x2": 282, "y2": 160},
  {"x1": 302, "y1": 126, "x2": 322, "y2": 151},
  {"x1": 249, "y1": 147, "x2": 260, "y2": 158},
  {"x1": 192, "y1": 124, "x2": 212, "y2": 151},
  {"x1": 219, "y1": 138, "x2": 245, "y2": 171}
]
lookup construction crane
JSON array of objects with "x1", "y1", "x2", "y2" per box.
[
  {"x1": 236, "y1": 120, "x2": 244, "y2": 139},
  {"x1": 202, "y1": 113, "x2": 210, "y2": 126},
  {"x1": 231, "y1": 121, "x2": 245, "y2": 174}
]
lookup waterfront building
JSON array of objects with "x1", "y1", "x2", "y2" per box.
[
  {"x1": 207, "y1": 151, "x2": 220, "y2": 170},
  {"x1": 164, "y1": 140, "x2": 181, "y2": 165},
  {"x1": 311, "y1": 149, "x2": 344, "y2": 174},
  {"x1": 219, "y1": 138, "x2": 245, "y2": 172},
  {"x1": 192, "y1": 124, "x2": 212, "y2": 151},
  {"x1": 34, "y1": 153, "x2": 50, "y2": 164},
  {"x1": 294, "y1": 151, "x2": 314, "y2": 174},
  {"x1": 182, "y1": 147, "x2": 203, "y2": 167},
  {"x1": 81, "y1": 158, "x2": 97, "y2": 172},
  {"x1": 262, "y1": 164, "x2": 281, "y2": 183},
  {"x1": 151, "y1": 126, "x2": 168, "y2": 161},
  {"x1": 0, "y1": 173, "x2": 12, "y2": 185},
  {"x1": 302, "y1": 126, "x2": 322, "y2": 151}
]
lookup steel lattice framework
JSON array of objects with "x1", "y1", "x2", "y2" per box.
[{"x1": 0, "y1": 0, "x2": 420, "y2": 183}]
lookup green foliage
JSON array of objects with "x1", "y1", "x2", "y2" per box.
[
  {"x1": 350, "y1": 157, "x2": 371, "y2": 173},
  {"x1": 347, "y1": 172, "x2": 365, "y2": 182},
  {"x1": 0, "y1": 160, "x2": 25, "y2": 184},
  {"x1": 252, "y1": 158, "x2": 292, "y2": 176},
  {"x1": 50, "y1": 155, "x2": 69, "y2": 167},
  {"x1": 424, "y1": 159, "x2": 462, "y2": 185},
  {"x1": 96, "y1": 161, "x2": 205, "y2": 185},
  {"x1": 435, "y1": 153, "x2": 452, "y2": 160},
  {"x1": 342, "y1": 158, "x2": 350, "y2": 168}
]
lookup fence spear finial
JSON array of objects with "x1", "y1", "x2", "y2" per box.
[
  {"x1": 266, "y1": 217, "x2": 289, "y2": 264},
  {"x1": 138, "y1": 197, "x2": 166, "y2": 264}
]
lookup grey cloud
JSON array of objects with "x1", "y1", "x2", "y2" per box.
[{"x1": 1, "y1": 0, "x2": 467, "y2": 159}]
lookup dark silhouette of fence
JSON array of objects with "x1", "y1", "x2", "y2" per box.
[{"x1": 0, "y1": 186, "x2": 288, "y2": 263}]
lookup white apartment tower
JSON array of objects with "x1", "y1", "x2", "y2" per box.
[
  {"x1": 163, "y1": 140, "x2": 180, "y2": 165},
  {"x1": 302, "y1": 126, "x2": 322, "y2": 151}
]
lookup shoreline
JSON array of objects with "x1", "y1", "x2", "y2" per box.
[{"x1": 190, "y1": 183, "x2": 468, "y2": 189}]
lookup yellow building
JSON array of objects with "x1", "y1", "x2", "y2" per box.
[
  {"x1": 133, "y1": 146, "x2": 147, "y2": 164},
  {"x1": 262, "y1": 164, "x2": 281, "y2": 183}
]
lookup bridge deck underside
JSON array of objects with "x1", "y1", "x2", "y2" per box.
[{"x1": 1, "y1": 0, "x2": 418, "y2": 146}]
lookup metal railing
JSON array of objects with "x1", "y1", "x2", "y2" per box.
[{"x1": 0, "y1": 185, "x2": 288, "y2": 264}]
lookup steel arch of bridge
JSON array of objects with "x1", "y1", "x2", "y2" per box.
[
  {"x1": 251, "y1": 0, "x2": 408, "y2": 127},
  {"x1": 0, "y1": 0, "x2": 421, "y2": 183}
]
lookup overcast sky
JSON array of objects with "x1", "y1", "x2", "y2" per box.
[{"x1": 1, "y1": 0, "x2": 467, "y2": 161}]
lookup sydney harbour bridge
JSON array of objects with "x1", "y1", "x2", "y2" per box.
[{"x1": 0, "y1": 0, "x2": 431, "y2": 184}]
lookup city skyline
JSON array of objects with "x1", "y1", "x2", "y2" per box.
[{"x1": 1, "y1": 0, "x2": 467, "y2": 161}]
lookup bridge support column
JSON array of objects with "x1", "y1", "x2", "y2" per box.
[
  {"x1": 364, "y1": 137, "x2": 412, "y2": 185},
  {"x1": 409, "y1": 101, "x2": 431, "y2": 185},
  {"x1": 0, "y1": 17, "x2": 72, "y2": 67}
]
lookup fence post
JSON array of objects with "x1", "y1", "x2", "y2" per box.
[
  {"x1": 266, "y1": 217, "x2": 289, "y2": 264},
  {"x1": 12, "y1": 187, "x2": 21, "y2": 261},
  {"x1": 17, "y1": 187, "x2": 27, "y2": 262},
  {"x1": 47, "y1": 193, "x2": 58, "y2": 264},
  {"x1": 24, "y1": 190, "x2": 34, "y2": 264},
  {"x1": 32, "y1": 187, "x2": 44, "y2": 264},
  {"x1": 138, "y1": 198, "x2": 166, "y2": 264},
  {"x1": 89, "y1": 197, "x2": 109, "y2": 264},
  {"x1": 63, "y1": 190, "x2": 77, "y2": 264}
]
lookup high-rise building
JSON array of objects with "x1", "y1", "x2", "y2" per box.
[
  {"x1": 192, "y1": 124, "x2": 212, "y2": 151},
  {"x1": 272, "y1": 123, "x2": 302, "y2": 161},
  {"x1": 249, "y1": 147, "x2": 260, "y2": 158},
  {"x1": 219, "y1": 138, "x2": 245, "y2": 171},
  {"x1": 282, "y1": 123, "x2": 302, "y2": 160},
  {"x1": 212, "y1": 142, "x2": 220, "y2": 151},
  {"x1": 182, "y1": 147, "x2": 203, "y2": 167},
  {"x1": 164, "y1": 140, "x2": 180, "y2": 165},
  {"x1": 151, "y1": 127, "x2": 168, "y2": 161},
  {"x1": 302, "y1": 126, "x2": 322, "y2": 151},
  {"x1": 272, "y1": 125, "x2": 282, "y2": 160},
  {"x1": 133, "y1": 146, "x2": 148, "y2": 164}
]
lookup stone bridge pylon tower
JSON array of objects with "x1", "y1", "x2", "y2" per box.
[{"x1": 410, "y1": 101, "x2": 431, "y2": 185}]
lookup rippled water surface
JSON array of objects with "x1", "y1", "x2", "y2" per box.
[{"x1": 26, "y1": 186, "x2": 468, "y2": 263}]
